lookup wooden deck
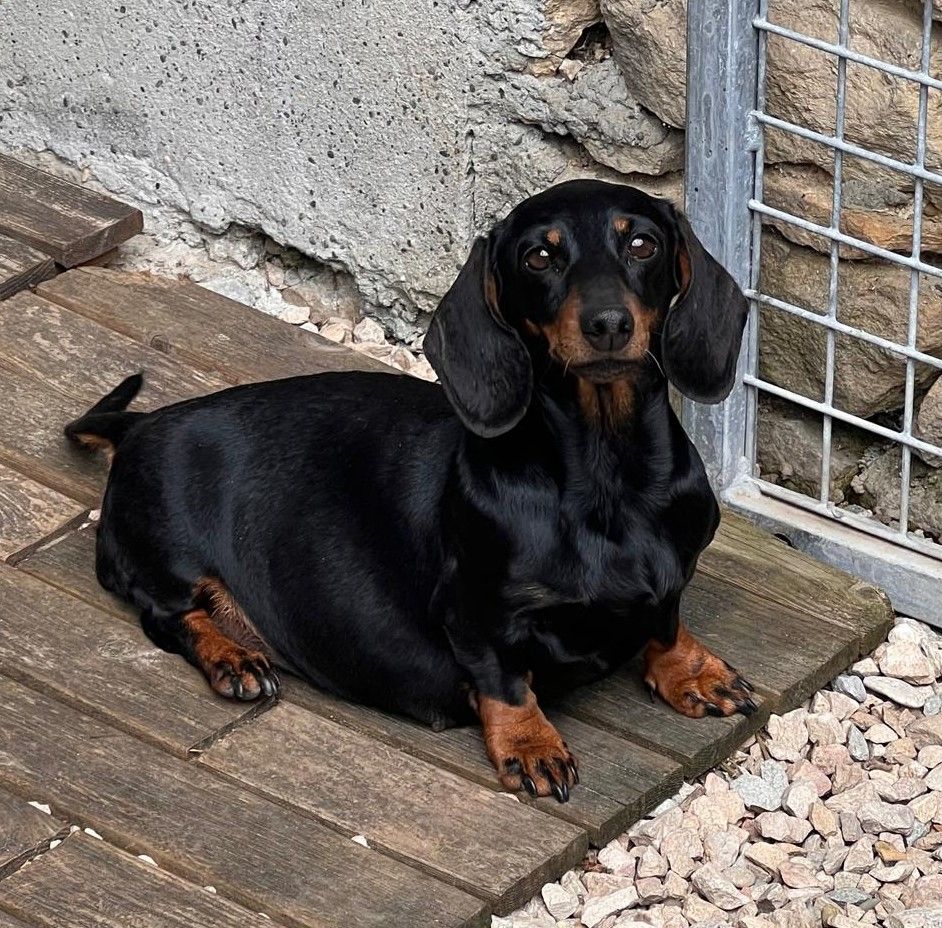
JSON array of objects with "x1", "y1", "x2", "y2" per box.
[{"x1": 0, "y1": 160, "x2": 895, "y2": 927}]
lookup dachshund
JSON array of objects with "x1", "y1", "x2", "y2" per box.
[{"x1": 65, "y1": 180, "x2": 752, "y2": 803}]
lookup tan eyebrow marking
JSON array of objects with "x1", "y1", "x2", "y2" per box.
[
  {"x1": 545, "y1": 228, "x2": 562, "y2": 246},
  {"x1": 613, "y1": 216, "x2": 630, "y2": 234}
]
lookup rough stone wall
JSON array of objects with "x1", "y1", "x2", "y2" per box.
[{"x1": 0, "y1": 0, "x2": 682, "y2": 342}]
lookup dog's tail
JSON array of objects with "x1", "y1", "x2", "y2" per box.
[{"x1": 64, "y1": 372, "x2": 146, "y2": 454}]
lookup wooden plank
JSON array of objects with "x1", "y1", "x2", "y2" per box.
[
  {"x1": 0, "y1": 791, "x2": 64, "y2": 873},
  {"x1": 684, "y1": 572, "x2": 862, "y2": 709},
  {"x1": 0, "y1": 832, "x2": 282, "y2": 928},
  {"x1": 0, "y1": 365, "x2": 107, "y2": 508},
  {"x1": 0, "y1": 678, "x2": 486, "y2": 928},
  {"x1": 0, "y1": 563, "x2": 251, "y2": 755},
  {"x1": 18, "y1": 528, "x2": 682, "y2": 845},
  {"x1": 702, "y1": 511, "x2": 894, "y2": 653},
  {"x1": 0, "y1": 155, "x2": 142, "y2": 267},
  {"x1": 0, "y1": 463, "x2": 84, "y2": 561},
  {"x1": 38, "y1": 266, "x2": 392, "y2": 382},
  {"x1": 200, "y1": 700, "x2": 586, "y2": 913},
  {"x1": 0, "y1": 291, "x2": 226, "y2": 407},
  {"x1": 556, "y1": 663, "x2": 769, "y2": 778},
  {"x1": 0, "y1": 234, "x2": 55, "y2": 300},
  {"x1": 15, "y1": 525, "x2": 121, "y2": 614},
  {"x1": 284, "y1": 681, "x2": 681, "y2": 847}
]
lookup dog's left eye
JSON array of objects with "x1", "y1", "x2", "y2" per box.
[
  {"x1": 523, "y1": 247, "x2": 553, "y2": 272},
  {"x1": 627, "y1": 235, "x2": 657, "y2": 260}
]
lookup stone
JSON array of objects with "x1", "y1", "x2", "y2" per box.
[
  {"x1": 353, "y1": 316, "x2": 386, "y2": 344},
  {"x1": 788, "y1": 760, "x2": 831, "y2": 798},
  {"x1": 783, "y1": 781, "x2": 818, "y2": 820},
  {"x1": 884, "y1": 738, "x2": 918, "y2": 765},
  {"x1": 879, "y1": 642, "x2": 937, "y2": 685},
  {"x1": 844, "y1": 837, "x2": 876, "y2": 874},
  {"x1": 755, "y1": 812, "x2": 812, "y2": 844},
  {"x1": 908, "y1": 715, "x2": 942, "y2": 749},
  {"x1": 662, "y1": 870, "x2": 688, "y2": 900},
  {"x1": 852, "y1": 658, "x2": 881, "y2": 677},
  {"x1": 840, "y1": 812, "x2": 863, "y2": 843},
  {"x1": 660, "y1": 828, "x2": 702, "y2": 878},
  {"x1": 766, "y1": 710, "x2": 810, "y2": 762},
  {"x1": 778, "y1": 859, "x2": 820, "y2": 889},
  {"x1": 872, "y1": 862, "x2": 915, "y2": 883},
  {"x1": 541, "y1": 882, "x2": 578, "y2": 920},
  {"x1": 886, "y1": 910, "x2": 942, "y2": 928},
  {"x1": 921, "y1": 745, "x2": 942, "y2": 768},
  {"x1": 909, "y1": 792, "x2": 940, "y2": 824},
  {"x1": 807, "y1": 713, "x2": 846, "y2": 747},
  {"x1": 859, "y1": 802, "x2": 916, "y2": 836},
  {"x1": 634, "y1": 876, "x2": 666, "y2": 905},
  {"x1": 847, "y1": 725, "x2": 870, "y2": 762},
  {"x1": 822, "y1": 840, "x2": 849, "y2": 875},
  {"x1": 734, "y1": 773, "x2": 786, "y2": 813},
  {"x1": 811, "y1": 744, "x2": 852, "y2": 775},
  {"x1": 925, "y1": 694, "x2": 942, "y2": 717},
  {"x1": 745, "y1": 841, "x2": 792, "y2": 875},
  {"x1": 876, "y1": 778, "x2": 928, "y2": 803},
  {"x1": 580, "y1": 887, "x2": 639, "y2": 928},
  {"x1": 826, "y1": 782, "x2": 881, "y2": 815},
  {"x1": 703, "y1": 828, "x2": 745, "y2": 871},
  {"x1": 681, "y1": 895, "x2": 725, "y2": 924},
  {"x1": 916, "y1": 376, "x2": 942, "y2": 467},
  {"x1": 597, "y1": 841, "x2": 634, "y2": 875},
  {"x1": 863, "y1": 720, "x2": 905, "y2": 742},
  {"x1": 810, "y1": 801, "x2": 839, "y2": 837},
  {"x1": 833, "y1": 675, "x2": 868, "y2": 703},
  {"x1": 637, "y1": 846, "x2": 669, "y2": 879},
  {"x1": 690, "y1": 864, "x2": 750, "y2": 911}
]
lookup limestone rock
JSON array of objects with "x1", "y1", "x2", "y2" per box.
[
  {"x1": 759, "y1": 232, "x2": 942, "y2": 419},
  {"x1": 690, "y1": 863, "x2": 750, "y2": 911},
  {"x1": 541, "y1": 881, "x2": 578, "y2": 920},
  {"x1": 581, "y1": 886, "x2": 638, "y2": 928},
  {"x1": 916, "y1": 376, "x2": 942, "y2": 467},
  {"x1": 858, "y1": 801, "x2": 916, "y2": 836},
  {"x1": 864, "y1": 675, "x2": 934, "y2": 710}
]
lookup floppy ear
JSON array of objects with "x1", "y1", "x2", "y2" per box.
[
  {"x1": 661, "y1": 210, "x2": 749, "y2": 404},
  {"x1": 424, "y1": 236, "x2": 533, "y2": 437}
]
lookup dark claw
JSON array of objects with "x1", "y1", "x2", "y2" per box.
[
  {"x1": 258, "y1": 673, "x2": 275, "y2": 697},
  {"x1": 552, "y1": 782, "x2": 569, "y2": 803},
  {"x1": 230, "y1": 674, "x2": 244, "y2": 699},
  {"x1": 569, "y1": 764, "x2": 579, "y2": 785},
  {"x1": 740, "y1": 697, "x2": 758, "y2": 716},
  {"x1": 736, "y1": 676, "x2": 755, "y2": 693},
  {"x1": 705, "y1": 703, "x2": 724, "y2": 717},
  {"x1": 522, "y1": 776, "x2": 537, "y2": 797}
]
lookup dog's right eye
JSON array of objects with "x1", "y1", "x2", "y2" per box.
[{"x1": 523, "y1": 247, "x2": 552, "y2": 272}]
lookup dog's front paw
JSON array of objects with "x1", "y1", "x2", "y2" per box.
[
  {"x1": 206, "y1": 647, "x2": 280, "y2": 701},
  {"x1": 479, "y1": 691, "x2": 578, "y2": 803},
  {"x1": 644, "y1": 627, "x2": 756, "y2": 719}
]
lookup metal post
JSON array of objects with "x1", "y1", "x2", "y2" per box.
[{"x1": 682, "y1": 0, "x2": 761, "y2": 490}]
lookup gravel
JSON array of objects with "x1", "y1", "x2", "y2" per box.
[{"x1": 499, "y1": 615, "x2": 942, "y2": 928}]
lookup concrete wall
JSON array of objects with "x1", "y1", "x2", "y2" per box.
[{"x1": 0, "y1": 0, "x2": 682, "y2": 339}]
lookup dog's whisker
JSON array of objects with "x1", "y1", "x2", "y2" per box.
[{"x1": 645, "y1": 349, "x2": 665, "y2": 378}]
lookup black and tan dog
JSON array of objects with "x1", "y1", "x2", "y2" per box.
[{"x1": 66, "y1": 180, "x2": 753, "y2": 803}]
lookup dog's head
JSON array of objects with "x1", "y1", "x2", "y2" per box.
[{"x1": 424, "y1": 180, "x2": 749, "y2": 437}]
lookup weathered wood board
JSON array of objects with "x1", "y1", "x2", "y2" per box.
[
  {"x1": 284, "y1": 680, "x2": 681, "y2": 847},
  {"x1": 201, "y1": 700, "x2": 586, "y2": 911},
  {"x1": 0, "y1": 564, "x2": 253, "y2": 755},
  {"x1": 0, "y1": 791, "x2": 64, "y2": 874},
  {"x1": 0, "y1": 234, "x2": 55, "y2": 300},
  {"x1": 0, "y1": 291, "x2": 226, "y2": 407},
  {"x1": 38, "y1": 266, "x2": 392, "y2": 381},
  {"x1": 0, "y1": 155, "x2": 142, "y2": 267},
  {"x1": 0, "y1": 677, "x2": 487, "y2": 928},
  {"x1": 0, "y1": 832, "x2": 283, "y2": 928},
  {"x1": 700, "y1": 511, "x2": 894, "y2": 654},
  {"x1": 0, "y1": 463, "x2": 85, "y2": 561}
]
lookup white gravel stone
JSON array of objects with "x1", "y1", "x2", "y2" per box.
[
  {"x1": 766, "y1": 711, "x2": 810, "y2": 762},
  {"x1": 690, "y1": 864, "x2": 750, "y2": 910},
  {"x1": 755, "y1": 812, "x2": 813, "y2": 844},
  {"x1": 859, "y1": 801, "x2": 916, "y2": 835},
  {"x1": 637, "y1": 846, "x2": 669, "y2": 879},
  {"x1": 580, "y1": 887, "x2": 638, "y2": 928},
  {"x1": 541, "y1": 882, "x2": 578, "y2": 920},
  {"x1": 864, "y1": 676, "x2": 934, "y2": 709},
  {"x1": 782, "y1": 780, "x2": 818, "y2": 819},
  {"x1": 908, "y1": 715, "x2": 942, "y2": 749},
  {"x1": 879, "y1": 642, "x2": 937, "y2": 685}
]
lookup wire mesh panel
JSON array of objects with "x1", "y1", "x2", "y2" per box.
[{"x1": 685, "y1": 0, "x2": 942, "y2": 622}]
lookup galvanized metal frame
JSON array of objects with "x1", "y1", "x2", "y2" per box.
[{"x1": 684, "y1": 0, "x2": 942, "y2": 624}]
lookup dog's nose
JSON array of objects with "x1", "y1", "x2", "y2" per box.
[{"x1": 581, "y1": 309, "x2": 633, "y2": 352}]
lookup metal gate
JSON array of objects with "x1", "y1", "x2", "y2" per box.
[{"x1": 684, "y1": 0, "x2": 942, "y2": 623}]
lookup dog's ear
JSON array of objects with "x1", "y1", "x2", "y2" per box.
[
  {"x1": 661, "y1": 208, "x2": 749, "y2": 404},
  {"x1": 425, "y1": 235, "x2": 532, "y2": 437}
]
